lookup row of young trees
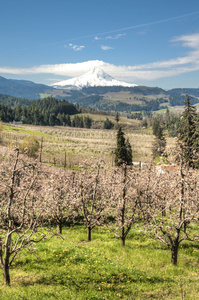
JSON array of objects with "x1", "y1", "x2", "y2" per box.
[{"x1": 1, "y1": 145, "x2": 199, "y2": 285}]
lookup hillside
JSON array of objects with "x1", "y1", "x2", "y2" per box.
[
  {"x1": 1, "y1": 74, "x2": 199, "y2": 113},
  {"x1": 0, "y1": 76, "x2": 55, "y2": 99}
]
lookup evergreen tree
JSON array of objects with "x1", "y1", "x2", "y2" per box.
[
  {"x1": 115, "y1": 127, "x2": 132, "y2": 166},
  {"x1": 165, "y1": 108, "x2": 171, "y2": 129},
  {"x1": 152, "y1": 125, "x2": 166, "y2": 158},
  {"x1": 152, "y1": 118, "x2": 161, "y2": 136},
  {"x1": 125, "y1": 138, "x2": 133, "y2": 165},
  {"x1": 49, "y1": 114, "x2": 58, "y2": 126},
  {"x1": 84, "y1": 116, "x2": 92, "y2": 128},
  {"x1": 115, "y1": 112, "x2": 120, "y2": 123},
  {"x1": 14, "y1": 104, "x2": 22, "y2": 121},
  {"x1": 178, "y1": 95, "x2": 199, "y2": 167},
  {"x1": 103, "y1": 118, "x2": 114, "y2": 129},
  {"x1": 65, "y1": 114, "x2": 71, "y2": 127}
]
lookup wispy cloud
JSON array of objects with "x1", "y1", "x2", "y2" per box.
[
  {"x1": 94, "y1": 33, "x2": 126, "y2": 41},
  {"x1": 2, "y1": 33, "x2": 199, "y2": 83},
  {"x1": 65, "y1": 43, "x2": 85, "y2": 51},
  {"x1": 105, "y1": 33, "x2": 126, "y2": 40},
  {"x1": 64, "y1": 11, "x2": 199, "y2": 44},
  {"x1": 94, "y1": 36, "x2": 102, "y2": 40},
  {"x1": 0, "y1": 61, "x2": 106, "y2": 77},
  {"x1": 101, "y1": 45, "x2": 114, "y2": 51}
]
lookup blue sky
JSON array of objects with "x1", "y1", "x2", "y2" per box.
[{"x1": 1, "y1": 0, "x2": 199, "y2": 89}]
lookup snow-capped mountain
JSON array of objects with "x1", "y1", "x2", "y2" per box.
[{"x1": 51, "y1": 67, "x2": 137, "y2": 89}]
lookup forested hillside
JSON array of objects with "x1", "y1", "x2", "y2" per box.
[
  {"x1": 0, "y1": 97, "x2": 79, "y2": 126},
  {"x1": 1, "y1": 74, "x2": 199, "y2": 113},
  {"x1": 0, "y1": 94, "x2": 33, "y2": 106}
]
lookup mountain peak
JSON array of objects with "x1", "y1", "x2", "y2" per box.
[
  {"x1": 51, "y1": 67, "x2": 137, "y2": 89},
  {"x1": 88, "y1": 66, "x2": 112, "y2": 78}
]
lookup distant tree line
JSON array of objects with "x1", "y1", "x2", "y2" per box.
[
  {"x1": 96, "y1": 99, "x2": 166, "y2": 113},
  {"x1": 82, "y1": 86, "x2": 165, "y2": 95},
  {"x1": 0, "y1": 97, "x2": 92, "y2": 128},
  {"x1": 169, "y1": 95, "x2": 199, "y2": 106},
  {"x1": 71, "y1": 115, "x2": 93, "y2": 128},
  {"x1": 65, "y1": 89, "x2": 169, "y2": 112},
  {"x1": 0, "y1": 93, "x2": 33, "y2": 107}
]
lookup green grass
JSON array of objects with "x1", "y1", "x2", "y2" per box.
[
  {"x1": 0, "y1": 226, "x2": 199, "y2": 299},
  {"x1": 2, "y1": 124, "x2": 51, "y2": 137},
  {"x1": 40, "y1": 93, "x2": 52, "y2": 99}
]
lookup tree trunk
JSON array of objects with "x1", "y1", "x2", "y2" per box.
[
  {"x1": 57, "y1": 223, "x2": 62, "y2": 234},
  {"x1": 121, "y1": 236, "x2": 125, "y2": 247},
  {"x1": 87, "y1": 226, "x2": 91, "y2": 242},
  {"x1": 2, "y1": 261, "x2": 11, "y2": 286},
  {"x1": 2, "y1": 234, "x2": 11, "y2": 286},
  {"x1": 171, "y1": 243, "x2": 179, "y2": 265}
]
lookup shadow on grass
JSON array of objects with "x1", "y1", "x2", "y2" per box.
[{"x1": 19, "y1": 263, "x2": 168, "y2": 288}]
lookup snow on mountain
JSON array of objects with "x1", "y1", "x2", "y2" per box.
[{"x1": 51, "y1": 67, "x2": 137, "y2": 89}]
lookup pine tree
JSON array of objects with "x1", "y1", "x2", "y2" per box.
[
  {"x1": 115, "y1": 127, "x2": 132, "y2": 166},
  {"x1": 152, "y1": 125, "x2": 166, "y2": 158},
  {"x1": 115, "y1": 112, "x2": 120, "y2": 123},
  {"x1": 103, "y1": 118, "x2": 114, "y2": 129},
  {"x1": 178, "y1": 95, "x2": 199, "y2": 167},
  {"x1": 152, "y1": 118, "x2": 161, "y2": 136},
  {"x1": 125, "y1": 138, "x2": 133, "y2": 165}
]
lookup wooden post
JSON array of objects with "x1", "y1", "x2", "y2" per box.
[
  {"x1": 64, "y1": 152, "x2": 66, "y2": 168},
  {"x1": 39, "y1": 137, "x2": 43, "y2": 163},
  {"x1": 111, "y1": 150, "x2": 114, "y2": 167}
]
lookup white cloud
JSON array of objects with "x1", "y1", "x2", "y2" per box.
[
  {"x1": 105, "y1": 33, "x2": 126, "y2": 40},
  {"x1": 65, "y1": 43, "x2": 85, "y2": 51},
  {"x1": 2, "y1": 33, "x2": 199, "y2": 83},
  {"x1": 172, "y1": 33, "x2": 199, "y2": 48},
  {"x1": 94, "y1": 36, "x2": 102, "y2": 40},
  {"x1": 0, "y1": 60, "x2": 106, "y2": 77},
  {"x1": 101, "y1": 45, "x2": 114, "y2": 51},
  {"x1": 94, "y1": 33, "x2": 126, "y2": 41}
]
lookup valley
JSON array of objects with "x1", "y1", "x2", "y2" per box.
[
  {"x1": 1, "y1": 120, "x2": 158, "y2": 167},
  {"x1": 1, "y1": 69, "x2": 199, "y2": 114}
]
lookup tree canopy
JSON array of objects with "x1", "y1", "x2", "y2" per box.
[
  {"x1": 178, "y1": 95, "x2": 199, "y2": 168},
  {"x1": 115, "y1": 127, "x2": 132, "y2": 166}
]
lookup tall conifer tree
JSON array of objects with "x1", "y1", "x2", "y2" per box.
[
  {"x1": 152, "y1": 125, "x2": 166, "y2": 158},
  {"x1": 115, "y1": 127, "x2": 132, "y2": 166},
  {"x1": 125, "y1": 138, "x2": 133, "y2": 165},
  {"x1": 179, "y1": 95, "x2": 199, "y2": 167}
]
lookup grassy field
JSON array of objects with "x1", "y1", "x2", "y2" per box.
[
  {"x1": 0, "y1": 226, "x2": 199, "y2": 299},
  {"x1": 0, "y1": 121, "x2": 198, "y2": 299},
  {"x1": 1, "y1": 120, "x2": 176, "y2": 168},
  {"x1": 1, "y1": 123, "x2": 153, "y2": 167}
]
